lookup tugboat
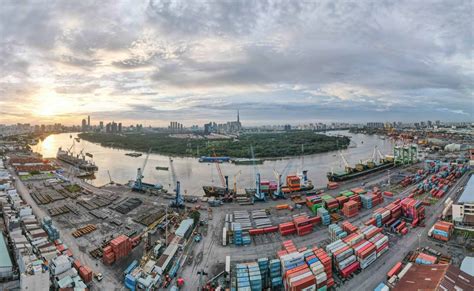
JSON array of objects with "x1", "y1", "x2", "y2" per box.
[{"x1": 125, "y1": 153, "x2": 142, "y2": 157}]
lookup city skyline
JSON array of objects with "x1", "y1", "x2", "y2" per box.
[{"x1": 1, "y1": 1, "x2": 472, "y2": 126}]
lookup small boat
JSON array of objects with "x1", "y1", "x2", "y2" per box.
[
  {"x1": 155, "y1": 166, "x2": 169, "y2": 171},
  {"x1": 125, "y1": 153, "x2": 142, "y2": 157}
]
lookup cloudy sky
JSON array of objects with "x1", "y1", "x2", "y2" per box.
[{"x1": 0, "y1": 0, "x2": 472, "y2": 126}]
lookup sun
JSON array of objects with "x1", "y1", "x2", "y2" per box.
[{"x1": 33, "y1": 94, "x2": 73, "y2": 117}]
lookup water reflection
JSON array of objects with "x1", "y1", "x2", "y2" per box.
[{"x1": 32, "y1": 131, "x2": 394, "y2": 195}]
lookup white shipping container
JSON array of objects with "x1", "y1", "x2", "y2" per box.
[{"x1": 222, "y1": 228, "x2": 227, "y2": 246}]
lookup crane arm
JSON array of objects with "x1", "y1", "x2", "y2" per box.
[
  {"x1": 339, "y1": 151, "x2": 349, "y2": 168},
  {"x1": 212, "y1": 148, "x2": 226, "y2": 187},
  {"x1": 142, "y1": 148, "x2": 152, "y2": 172}
]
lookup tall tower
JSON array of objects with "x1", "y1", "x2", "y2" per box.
[
  {"x1": 237, "y1": 110, "x2": 240, "y2": 123},
  {"x1": 87, "y1": 115, "x2": 90, "y2": 127}
]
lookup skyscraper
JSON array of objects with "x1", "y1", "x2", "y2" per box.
[{"x1": 87, "y1": 115, "x2": 90, "y2": 127}]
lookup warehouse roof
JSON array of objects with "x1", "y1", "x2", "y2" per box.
[
  {"x1": 175, "y1": 219, "x2": 193, "y2": 238},
  {"x1": 458, "y1": 175, "x2": 474, "y2": 204},
  {"x1": 460, "y1": 257, "x2": 474, "y2": 276},
  {"x1": 439, "y1": 264, "x2": 474, "y2": 291},
  {"x1": 0, "y1": 233, "x2": 13, "y2": 269},
  {"x1": 393, "y1": 264, "x2": 448, "y2": 291}
]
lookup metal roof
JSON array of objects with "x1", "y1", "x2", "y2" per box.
[
  {"x1": 175, "y1": 219, "x2": 194, "y2": 238},
  {"x1": 458, "y1": 175, "x2": 474, "y2": 204},
  {"x1": 393, "y1": 264, "x2": 448, "y2": 291},
  {"x1": 0, "y1": 233, "x2": 13, "y2": 269},
  {"x1": 461, "y1": 257, "x2": 474, "y2": 277}
]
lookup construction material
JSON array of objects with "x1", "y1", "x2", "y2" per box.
[{"x1": 72, "y1": 224, "x2": 97, "y2": 238}]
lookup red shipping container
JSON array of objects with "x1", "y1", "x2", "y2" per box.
[
  {"x1": 79, "y1": 266, "x2": 93, "y2": 283},
  {"x1": 73, "y1": 260, "x2": 81, "y2": 270},
  {"x1": 264, "y1": 226, "x2": 278, "y2": 233},
  {"x1": 290, "y1": 274, "x2": 316, "y2": 291}
]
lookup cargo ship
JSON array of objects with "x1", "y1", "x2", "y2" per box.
[
  {"x1": 245, "y1": 171, "x2": 314, "y2": 196},
  {"x1": 327, "y1": 150, "x2": 395, "y2": 182},
  {"x1": 198, "y1": 156, "x2": 230, "y2": 163},
  {"x1": 231, "y1": 158, "x2": 263, "y2": 165},
  {"x1": 57, "y1": 147, "x2": 98, "y2": 171}
]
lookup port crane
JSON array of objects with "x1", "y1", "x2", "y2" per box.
[
  {"x1": 170, "y1": 181, "x2": 184, "y2": 209},
  {"x1": 233, "y1": 170, "x2": 241, "y2": 194},
  {"x1": 272, "y1": 169, "x2": 285, "y2": 199},
  {"x1": 212, "y1": 148, "x2": 226, "y2": 188},
  {"x1": 132, "y1": 148, "x2": 156, "y2": 192},
  {"x1": 251, "y1": 146, "x2": 265, "y2": 202}
]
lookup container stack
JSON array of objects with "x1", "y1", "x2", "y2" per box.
[
  {"x1": 341, "y1": 221, "x2": 358, "y2": 234},
  {"x1": 247, "y1": 262, "x2": 262, "y2": 291},
  {"x1": 415, "y1": 253, "x2": 437, "y2": 265},
  {"x1": 306, "y1": 195, "x2": 323, "y2": 214},
  {"x1": 257, "y1": 257, "x2": 269, "y2": 287},
  {"x1": 350, "y1": 187, "x2": 367, "y2": 195},
  {"x1": 354, "y1": 240, "x2": 377, "y2": 269},
  {"x1": 342, "y1": 232, "x2": 364, "y2": 246},
  {"x1": 360, "y1": 192, "x2": 383, "y2": 209},
  {"x1": 342, "y1": 200, "x2": 359, "y2": 218},
  {"x1": 317, "y1": 207, "x2": 331, "y2": 226},
  {"x1": 327, "y1": 182, "x2": 339, "y2": 190},
  {"x1": 282, "y1": 240, "x2": 298, "y2": 254},
  {"x1": 269, "y1": 259, "x2": 282, "y2": 289},
  {"x1": 431, "y1": 221, "x2": 454, "y2": 241},
  {"x1": 328, "y1": 224, "x2": 347, "y2": 242},
  {"x1": 42, "y1": 216, "x2": 60, "y2": 241},
  {"x1": 313, "y1": 247, "x2": 334, "y2": 288},
  {"x1": 401, "y1": 197, "x2": 425, "y2": 225},
  {"x1": 322, "y1": 195, "x2": 339, "y2": 212},
  {"x1": 359, "y1": 225, "x2": 382, "y2": 240},
  {"x1": 368, "y1": 233, "x2": 389, "y2": 257},
  {"x1": 293, "y1": 214, "x2": 314, "y2": 236},
  {"x1": 110, "y1": 235, "x2": 132, "y2": 261},
  {"x1": 279, "y1": 222, "x2": 296, "y2": 236},
  {"x1": 236, "y1": 263, "x2": 250, "y2": 290},
  {"x1": 102, "y1": 246, "x2": 115, "y2": 265},
  {"x1": 335, "y1": 195, "x2": 349, "y2": 209},
  {"x1": 339, "y1": 190, "x2": 354, "y2": 198},
  {"x1": 78, "y1": 265, "x2": 93, "y2": 284}
]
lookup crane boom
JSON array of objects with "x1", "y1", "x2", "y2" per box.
[{"x1": 212, "y1": 149, "x2": 226, "y2": 187}]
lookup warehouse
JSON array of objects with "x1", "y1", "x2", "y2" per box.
[
  {"x1": 0, "y1": 233, "x2": 14, "y2": 278},
  {"x1": 452, "y1": 175, "x2": 474, "y2": 230}
]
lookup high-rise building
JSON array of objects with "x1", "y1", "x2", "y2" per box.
[
  {"x1": 81, "y1": 119, "x2": 87, "y2": 131},
  {"x1": 99, "y1": 121, "x2": 104, "y2": 130},
  {"x1": 87, "y1": 115, "x2": 90, "y2": 127},
  {"x1": 118, "y1": 123, "x2": 122, "y2": 132}
]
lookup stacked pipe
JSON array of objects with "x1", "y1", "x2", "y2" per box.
[
  {"x1": 342, "y1": 200, "x2": 359, "y2": 218},
  {"x1": 317, "y1": 207, "x2": 331, "y2": 226},
  {"x1": 328, "y1": 224, "x2": 347, "y2": 242},
  {"x1": 341, "y1": 221, "x2": 358, "y2": 234},
  {"x1": 306, "y1": 195, "x2": 323, "y2": 214},
  {"x1": 430, "y1": 220, "x2": 454, "y2": 241}
]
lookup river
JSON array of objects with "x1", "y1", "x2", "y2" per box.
[{"x1": 31, "y1": 131, "x2": 394, "y2": 196}]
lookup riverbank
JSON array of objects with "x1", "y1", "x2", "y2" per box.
[{"x1": 78, "y1": 131, "x2": 350, "y2": 158}]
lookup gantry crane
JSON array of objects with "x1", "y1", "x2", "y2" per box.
[
  {"x1": 251, "y1": 146, "x2": 265, "y2": 202},
  {"x1": 132, "y1": 148, "x2": 155, "y2": 192}
]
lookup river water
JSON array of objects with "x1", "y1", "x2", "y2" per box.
[{"x1": 31, "y1": 131, "x2": 394, "y2": 195}]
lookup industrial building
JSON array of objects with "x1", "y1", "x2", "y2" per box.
[
  {"x1": 0, "y1": 233, "x2": 13, "y2": 279},
  {"x1": 452, "y1": 175, "x2": 474, "y2": 230}
]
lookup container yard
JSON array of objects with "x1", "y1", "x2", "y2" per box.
[{"x1": 0, "y1": 138, "x2": 472, "y2": 291}]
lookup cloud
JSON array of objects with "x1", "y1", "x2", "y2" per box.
[{"x1": 0, "y1": 0, "x2": 472, "y2": 125}]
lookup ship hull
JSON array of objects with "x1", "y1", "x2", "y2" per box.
[
  {"x1": 327, "y1": 162, "x2": 394, "y2": 182},
  {"x1": 57, "y1": 154, "x2": 98, "y2": 171}
]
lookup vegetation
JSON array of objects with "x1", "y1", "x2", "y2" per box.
[
  {"x1": 65, "y1": 184, "x2": 81, "y2": 193},
  {"x1": 79, "y1": 131, "x2": 350, "y2": 158}
]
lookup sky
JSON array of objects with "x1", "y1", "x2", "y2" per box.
[{"x1": 0, "y1": 0, "x2": 472, "y2": 126}]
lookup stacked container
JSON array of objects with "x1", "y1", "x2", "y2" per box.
[
  {"x1": 354, "y1": 240, "x2": 377, "y2": 269},
  {"x1": 328, "y1": 224, "x2": 347, "y2": 242},
  {"x1": 313, "y1": 247, "x2": 334, "y2": 287},
  {"x1": 341, "y1": 221, "x2": 358, "y2": 234},
  {"x1": 327, "y1": 182, "x2": 339, "y2": 190},
  {"x1": 369, "y1": 233, "x2": 389, "y2": 257},
  {"x1": 335, "y1": 195, "x2": 349, "y2": 209},
  {"x1": 306, "y1": 195, "x2": 323, "y2": 214},
  {"x1": 293, "y1": 215, "x2": 314, "y2": 236},
  {"x1": 279, "y1": 222, "x2": 296, "y2": 236},
  {"x1": 401, "y1": 197, "x2": 425, "y2": 225},
  {"x1": 78, "y1": 265, "x2": 93, "y2": 284},
  {"x1": 342, "y1": 232, "x2": 364, "y2": 246},
  {"x1": 236, "y1": 264, "x2": 250, "y2": 290},
  {"x1": 360, "y1": 192, "x2": 383, "y2": 209},
  {"x1": 431, "y1": 220, "x2": 454, "y2": 241},
  {"x1": 317, "y1": 208, "x2": 331, "y2": 226},
  {"x1": 257, "y1": 257, "x2": 268, "y2": 287},
  {"x1": 359, "y1": 225, "x2": 382, "y2": 240},
  {"x1": 321, "y1": 195, "x2": 339, "y2": 212},
  {"x1": 247, "y1": 262, "x2": 262, "y2": 291},
  {"x1": 269, "y1": 259, "x2": 282, "y2": 288},
  {"x1": 415, "y1": 253, "x2": 437, "y2": 265},
  {"x1": 102, "y1": 245, "x2": 115, "y2": 265},
  {"x1": 342, "y1": 200, "x2": 359, "y2": 217},
  {"x1": 110, "y1": 235, "x2": 132, "y2": 261}
]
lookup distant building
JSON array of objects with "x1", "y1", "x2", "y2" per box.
[
  {"x1": 87, "y1": 115, "x2": 90, "y2": 127},
  {"x1": 105, "y1": 123, "x2": 111, "y2": 133},
  {"x1": 81, "y1": 119, "x2": 87, "y2": 131},
  {"x1": 452, "y1": 175, "x2": 474, "y2": 231},
  {"x1": 284, "y1": 124, "x2": 292, "y2": 131},
  {"x1": 118, "y1": 123, "x2": 122, "y2": 133},
  {"x1": 99, "y1": 121, "x2": 104, "y2": 130},
  {"x1": 366, "y1": 122, "x2": 384, "y2": 129}
]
